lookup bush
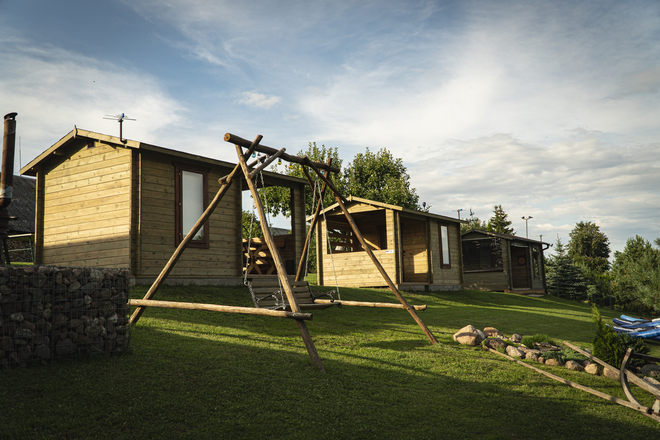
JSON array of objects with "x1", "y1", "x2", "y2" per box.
[
  {"x1": 521, "y1": 334, "x2": 556, "y2": 348},
  {"x1": 592, "y1": 305, "x2": 649, "y2": 368}
]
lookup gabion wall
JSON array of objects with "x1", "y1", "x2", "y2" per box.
[{"x1": 0, "y1": 266, "x2": 130, "y2": 368}]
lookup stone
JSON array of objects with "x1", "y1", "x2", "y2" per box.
[
  {"x1": 9, "y1": 312, "x2": 24, "y2": 323},
  {"x1": 56, "y1": 338, "x2": 77, "y2": 356},
  {"x1": 585, "y1": 364, "x2": 599, "y2": 375},
  {"x1": 506, "y1": 345, "x2": 524, "y2": 358},
  {"x1": 483, "y1": 338, "x2": 507, "y2": 351},
  {"x1": 68, "y1": 281, "x2": 81, "y2": 292},
  {"x1": 509, "y1": 334, "x2": 522, "y2": 343},
  {"x1": 483, "y1": 327, "x2": 504, "y2": 338},
  {"x1": 526, "y1": 352, "x2": 539, "y2": 362},
  {"x1": 582, "y1": 360, "x2": 592, "y2": 368},
  {"x1": 640, "y1": 364, "x2": 660, "y2": 377},
  {"x1": 34, "y1": 344, "x2": 51, "y2": 360},
  {"x1": 603, "y1": 367, "x2": 620, "y2": 380},
  {"x1": 544, "y1": 358, "x2": 563, "y2": 367},
  {"x1": 14, "y1": 328, "x2": 35, "y2": 339},
  {"x1": 565, "y1": 360, "x2": 584, "y2": 372},
  {"x1": 0, "y1": 336, "x2": 14, "y2": 352},
  {"x1": 453, "y1": 325, "x2": 485, "y2": 346}
]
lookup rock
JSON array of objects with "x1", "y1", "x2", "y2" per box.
[
  {"x1": 483, "y1": 338, "x2": 507, "y2": 351},
  {"x1": 483, "y1": 327, "x2": 504, "y2": 338},
  {"x1": 603, "y1": 367, "x2": 620, "y2": 380},
  {"x1": 640, "y1": 364, "x2": 660, "y2": 377},
  {"x1": 68, "y1": 281, "x2": 81, "y2": 292},
  {"x1": 526, "y1": 352, "x2": 539, "y2": 362},
  {"x1": 0, "y1": 336, "x2": 14, "y2": 352},
  {"x1": 582, "y1": 360, "x2": 592, "y2": 368},
  {"x1": 585, "y1": 364, "x2": 599, "y2": 375},
  {"x1": 14, "y1": 328, "x2": 35, "y2": 339},
  {"x1": 506, "y1": 345, "x2": 524, "y2": 358},
  {"x1": 538, "y1": 357, "x2": 545, "y2": 364},
  {"x1": 9, "y1": 312, "x2": 24, "y2": 322},
  {"x1": 509, "y1": 334, "x2": 522, "y2": 343},
  {"x1": 565, "y1": 360, "x2": 584, "y2": 372},
  {"x1": 34, "y1": 344, "x2": 51, "y2": 360},
  {"x1": 56, "y1": 338, "x2": 77, "y2": 356},
  {"x1": 545, "y1": 358, "x2": 563, "y2": 367},
  {"x1": 453, "y1": 325, "x2": 485, "y2": 346}
]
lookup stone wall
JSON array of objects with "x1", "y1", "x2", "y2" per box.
[{"x1": 0, "y1": 266, "x2": 130, "y2": 368}]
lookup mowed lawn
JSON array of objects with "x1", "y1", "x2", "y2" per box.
[{"x1": 2, "y1": 282, "x2": 660, "y2": 439}]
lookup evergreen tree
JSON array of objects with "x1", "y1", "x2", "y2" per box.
[
  {"x1": 568, "y1": 221, "x2": 610, "y2": 273},
  {"x1": 546, "y1": 238, "x2": 587, "y2": 300},
  {"x1": 610, "y1": 235, "x2": 660, "y2": 313},
  {"x1": 487, "y1": 205, "x2": 515, "y2": 235}
]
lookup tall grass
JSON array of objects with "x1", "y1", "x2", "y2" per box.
[{"x1": 2, "y1": 284, "x2": 659, "y2": 439}]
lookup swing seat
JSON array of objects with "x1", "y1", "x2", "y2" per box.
[{"x1": 246, "y1": 278, "x2": 340, "y2": 311}]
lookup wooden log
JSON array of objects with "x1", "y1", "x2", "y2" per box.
[
  {"x1": 486, "y1": 347, "x2": 660, "y2": 422},
  {"x1": 563, "y1": 342, "x2": 660, "y2": 399},
  {"x1": 302, "y1": 157, "x2": 347, "y2": 203},
  {"x1": 315, "y1": 299, "x2": 426, "y2": 310},
  {"x1": 129, "y1": 299, "x2": 313, "y2": 320},
  {"x1": 225, "y1": 133, "x2": 340, "y2": 174},
  {"x1": 235, "y1": 144, "x2": 326, "y2": 372},
  {"x1": 130, "y1": 155, "x2": 246, "y2": 325},
  {"x1": 249, "y1": 147, "x2": 285, "y2": 178}
]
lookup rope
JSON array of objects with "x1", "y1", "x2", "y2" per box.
[{"x1": 257, "y1": 165, "x2": 285, "y2": 307}]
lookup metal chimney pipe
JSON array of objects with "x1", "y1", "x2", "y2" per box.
[{"x1": 1, "y1": 112, "x2": 17, "y2": 210}]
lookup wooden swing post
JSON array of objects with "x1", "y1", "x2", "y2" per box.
[
  {"x1": 235, "y1": 144, "x2": 326, "y2": 372},
  {"x1": 303, "y1": 158, "x2": 438, "y2": 345}
]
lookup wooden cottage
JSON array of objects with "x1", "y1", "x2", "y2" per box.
[
  {"x1": 315, "y1": 196, "x2": 465, "y2": 291},
  {"x1": 20, "y1": 128, "x2": 307, "y2": 285},
  {"x1": 461, "y1": 230, "x2": 549, "y2": 294}
]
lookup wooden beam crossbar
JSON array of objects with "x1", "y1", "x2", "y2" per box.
[{"x1": 129, "y1": 299, "x2": 312, "y2": 320}]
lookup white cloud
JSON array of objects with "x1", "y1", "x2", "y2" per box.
[{"x1": 237, "y1": 91, "x2": 281, "y2": 110}]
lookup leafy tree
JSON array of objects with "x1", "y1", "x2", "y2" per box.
[
  {"x1": 487, "y1": 205, "x2": 515, "y2": 235},
  {"x1": 567, "y1": 221, "x2": 610, "y2": 273},
  {"x1": 461, "y1": 208, "x2": 488, "y2": 234},
  {"x1": 546, "y1": 237, "x2": 587, "y2": 300},
  {"x1": 592, "y1": 305, "x2": 649, "y2": 368},
  {"x1": 342, "y1": 147, "x2": 422, "y2": 210},
  {"x1": 264, "y1": 142, "x2": 343, "y2": 218},
  {"x1": 610, "y1": 235, "x2": 660, "y2": 313},
  {"x1": 242, "y1": 209, "x2": 263, "y2": 239}
]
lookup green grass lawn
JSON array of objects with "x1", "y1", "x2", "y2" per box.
[{"x1": 2, "y1": 282, "x2": 659, "y2": 439}]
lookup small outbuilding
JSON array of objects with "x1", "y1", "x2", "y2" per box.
[
  {"x1": 315, "y1": 196, "x2": 465, "y2": 291},
  {"x1": 20, "y1": 127, "x2": 308, "y2": 285},
  {"x1": 461, "y1": 230, "x2": 549, "y2": 294}
]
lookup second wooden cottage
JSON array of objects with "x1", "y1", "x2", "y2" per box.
[
  {"x1": 315, "y1": 196, "x2": 465, "y2": 291},
  {"x1": 461, "y1": 230, "x2": 549, "y2": 294},
  {"x1": 20, "y1": 128, "x2": 308, "y2": 285}
]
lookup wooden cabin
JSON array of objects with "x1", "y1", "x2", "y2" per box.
[
  {"x1": 315, "y1": 196, "x2": 465, "y2": 291},
  {"x1": 461, "y1": 230, "x2": 549, "y2": 294},
  {"x1": 20, "y1": 128, "x2": 307, "y2": 285}
]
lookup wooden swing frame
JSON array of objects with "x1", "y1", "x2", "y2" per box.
[{"x1": 129, "y1": 133, "x2": 437, "y2": 372}]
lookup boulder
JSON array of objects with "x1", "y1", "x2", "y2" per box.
[
  {"x1": 603, "y1": 367, "x2": 620, "y2": 380},
  {"x1": 565, "y1": 360, "x2": 584, "y2": 372},
  {"x1": 525, "y1": 352, "x2": 539, "y2": 362},
  {"x1": 453, "y1": 325, "x2": 484, "y2": 346},
  {"x1": 544, "y1": 358, "x2": 563, "y2": 367},
  {"x1": 640, "y1": 364, "x2": 660, "y2": 377},
  {"x1": 509, "y1": 334, "x2": 522, "y2": 343},
  {"x1": 483, "y1": 338, "x2": 507, "y2": 351},
  {"x1": 585, "y1": 364, "x2": 599, "y2": 375},
  {"x1": 505, "y1": 345, "x2": 525, "y2": 358},
  {"x1": 483, "y1": 327, "x2": 504, "y2": 338}
]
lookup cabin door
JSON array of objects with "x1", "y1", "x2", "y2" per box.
[
  {"x1": 401, "y1": 217, "x2": 429, "y2": 283},
  {"x1": 510, "y1": 246, "x2": 530, "y2": 289}
]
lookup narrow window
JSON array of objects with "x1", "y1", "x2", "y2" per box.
[
  {"x1": 175, "y1": 163, "x2": 209, "y2": 248},
  {"x1": 438, "y1": 224, "x2": 451, "y2": 268}
]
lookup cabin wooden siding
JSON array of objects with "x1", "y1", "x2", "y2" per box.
[
  {"x1": 39, "y1": 141, "x2": 133, "y2": 267},
  {"x1": 429, "y1": 220, "x2": 463, "y2": 286},
  {"x1": 136, "y1": 150, "x2": 242, "y2": 280},
  {"x1": 317, "y1": 199, "x2": 463, "y2": 289}
]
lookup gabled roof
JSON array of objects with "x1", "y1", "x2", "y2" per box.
[
  {"x1": 313, "y1": 195, "x2": 467, "y2": 224},
  {"x1": 20, "y1": 128, "x2": 307, "y2": 187},
  {"x1": 462, "y1": 229, "x2": 549, "y2": 246}
]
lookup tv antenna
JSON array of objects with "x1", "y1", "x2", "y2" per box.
[{"x1": 103, "y1": 113, "x2": 136, "y2": 143}]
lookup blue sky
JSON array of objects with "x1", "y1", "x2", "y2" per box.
[{"x1": 1, "y1": 0, "x2": 659, "y2": 257}]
